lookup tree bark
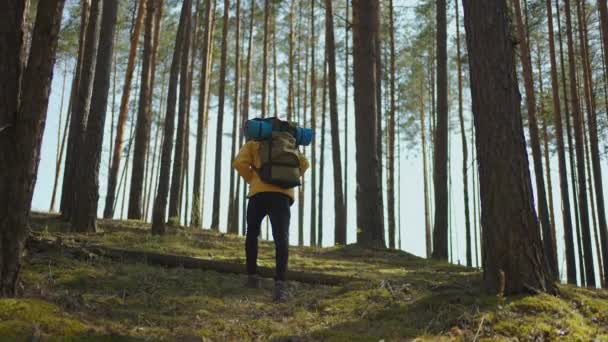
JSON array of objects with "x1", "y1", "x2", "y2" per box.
[
  {"x1": 344, "y1": 0, "x2": 350, "y2": 240},
  {"x1": 310, "y1": 0, "x2": 317, "y2": 247},
  {"x1": 512, "y1": 0, "x2": 558, "y2": 278},
  {"x1": 151, "y1": 0, "x2": 190, "y2": 234},
  {"x1": 227, "y1": 0, "x2": 241, "y2": 234},
  {"x1": 261, "y1": 0, "x2": 269, "y2": 117},
  {"x1": 210, "y1": 0, "x2": 230, "y2": 230},
  {"x1": 0, "y1": 0, "x2": 65, "y2": 296},
  {"x1": 61, "y1": 0, "x2": 101, "y2": 220},
  {"x1": 103, "y1": 0, "x2": 147, "y2": 219},
  {"x1": 128, "y1": 0, "x2": 158, "y2": 220},
  {"x1": 454, "y1": 0, "x2": 471, "y2": 267},
  {"x1": 432, "y1": 0, "x2": 449, "y2": 260},
  {"x1": 50, "y1": 64, "x2": 69, "y2": 212},
  {"x1": 318, "y1": 60, "x2": 327, "y2": 247},
  {"x1": 169, "y1": 1, "x2": 193, "y2": 222},
  {"x1": 545, "y1": 0, "x2": 576, "y2": 284},
  {"x1": 576, "y1": 0, "x2": 608, "y2": 287},
  {"x1": 191, "y1": 0, "x2": 216, "y2": 228},
  {"x1": 324, "y1": 0, "x2": 347, "y2": 246},
  {"x1": 462, "y1": 0, "x2": 556, "y2": 294},
  {"x1": 352, "y1": 0, "x2": 385, "y2": 249},
  {"x1": 71, "y1": 0, "x2": 119, "y2": 232},
  {"x1": 387, "y1": 0, "x2": 397, "y2": 250},
  {"x1": 564, "y1": 0, "x2": 596, "y2": 287}
]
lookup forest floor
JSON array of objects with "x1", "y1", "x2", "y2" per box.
[{"x1": 2, "y1": 213, "x2": 607, "y2": 341}]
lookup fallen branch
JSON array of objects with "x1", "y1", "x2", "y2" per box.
[{"x1": 27, "y1": 236, "x2": 359, "y2": 286}]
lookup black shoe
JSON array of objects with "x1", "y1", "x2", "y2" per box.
[
  {"x1": 273, "y1": 280, "x2": 289, "y2": 302},
  {"x1": 245, "y1": 274, "x2": 261, "y2": 289}
]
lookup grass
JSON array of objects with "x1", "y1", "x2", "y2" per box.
[{"x1": 4, "y1": 212, "x2": 607, "y2": 341}]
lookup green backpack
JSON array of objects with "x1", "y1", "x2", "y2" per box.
[{"x1": 257, "y1": 128, "x2": 302, "y2": 189}]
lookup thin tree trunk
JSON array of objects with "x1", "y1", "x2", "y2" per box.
[
  {"x1": 310, "y1": 0, "x2": 317, "y2": 247},
  {"x1": 462, "y1": 0, "x2": 556, "y2": 294},
  {"x1": 545, "y1": 0, "x2": 576, "y2": 283},
  {"x1": 191, "y1": 0, "x2": 215, "y2": 228},
  {"x1": 563, "y1": 0, "x2": 596, "y2": 287},
  {"x1": 432, "y1": 0, "x2": 449, "y2": 260},
  {"x1": 104, "y1": 0, "x2": 147, "y2": 219},
  {"x1": 72, "y1": 0, "x2": 119, "y2": 232},
  {"x1": 318, "y1": 59, "x2": 327, "y2": 247},
  {"x1": 453, "y1": 0, "x2": 471, "y2": 266},
  {"x1": 387, "y1": 0, "x2": 397, "y2": 250},
  {"x1": 261, "y1": 0, "x2": 269, "y2": 117},
  {"x1": 0, "y1": 0, "x2": 65, "y2": 296},
  {"x1": 50, "y1": 63, "x2": 68, "y2": 212},
  {"x1": 287, "y1": 0, "x2": 295, "y2": 121},
  {"x1": 513, "y1": 0, "x2": 559, "y2": 278},
  {"x1": 537, "y1": 43, "x2": 559, "y2": 278},
  {"x1": 420, "y1": 87, "x2": 431, "y2": 259},
  {"x1": 557, "y1": 0, "x2": 585, "y2": 285},
  {"x1": 227, "y1": 0, "x2": 241, "y2": 234},
  {"x1": 344, "y1": 0, "x2": 350, "y2": 239},
  {"x1": 240, "y1": 0, "x2": 253, "y2": 234},
  {"x1": 576, "y1": 0, "x2": 608, "y2": 287},
  {"x1": 324, "y1": 0, "x2": 346, "y2": 245},
  {"x1": 353, "y1": 0, "x2": 385, "y2": 248},
  {"x1": 375, "y1": 18, "x2": 385, "y2": 246},
  {"x1": 152, "y1": 0, "x2": 190, "y2": 234},
  {"x1": 210, "y1": 0, "x2": 230, "y2": 230}
]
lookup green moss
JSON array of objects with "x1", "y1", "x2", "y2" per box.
[
  {"x1": 0, "y1": 299, "x2": 88, "y2": 338},
  {"x1": 17, "y1": 213, "x2": 608, "y2": 340}
]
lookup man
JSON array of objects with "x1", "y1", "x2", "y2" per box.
[{"x1": 233, "y1": 137, "x2": 309, "y2": 302}]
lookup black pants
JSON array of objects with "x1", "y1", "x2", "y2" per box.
[{"x1": 246, "y1": 192, "x2": 291, "y2": 281}]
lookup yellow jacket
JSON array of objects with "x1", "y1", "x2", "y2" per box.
[{"x1": 233, "y1": 140, "x2": 309, "y2": 201}]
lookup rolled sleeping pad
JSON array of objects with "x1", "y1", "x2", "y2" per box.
[
  {"x1": 295, "y1": 127, "x2": 313, "y2": 146},
  {"x1": 244, "y1": 119, "x2": 273, "y2": 140}
]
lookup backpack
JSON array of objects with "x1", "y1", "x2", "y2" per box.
[{"x1": 254, "y1": 119, "x2": 302, "y2": 189}]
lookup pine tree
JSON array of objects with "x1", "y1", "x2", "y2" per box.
[
  {"x1": 462, "y1": 0, "x2": 556, "y2": 294},
  {"x1": 0, "y1": 0, "x2": 66, "y2": 296}
]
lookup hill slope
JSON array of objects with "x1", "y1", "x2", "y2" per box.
[{"x1": 1, "y1": 213, "x2": 607, "y2": 341}]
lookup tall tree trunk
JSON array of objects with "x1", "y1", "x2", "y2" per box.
[
  {"x1": 318, "y1": 60, "x2": 327, "y2": 247},
  {"x1": 324, "y1": 0, "x2": 347, "y2": 246},
  {"x1": 310, "y1": 0, "x2": 317, "y2": 247},
  {"x1": 536, "y1": 42, "x2": 559, "y2": 279},
  {"x1": 239, "y1": 0, "x2": 253, "y2": 235},
  {"x1": 352, "y1": 0, "x2": 385, "y2": 248},
  {"x1": 103, "y1": 0, "x2": 147, "y2": 219},
  {"x1": 152, "y1": 0, "x2": 190, "y2": 234},
  {"x1": 58, "y1": 0, "x2": 89, "y2": 215},
  {"x1": 564, "y1": 0, "x2": 596, "y2": 287},
  {"x1": 555, "y1": 0, "x2": 585, "y2": 284},
  {"x1": 545, "y1": 0, "x2": 576, "y2": 284},
  {"x1": 387, "y1": 0, "x2": 397, "y2": 250},
  {"x1": 344, "y1": 0, "x2": 350, "y2": 239},
  {"x1": 287, "y1": 0, "x2": 295, "y2": 121},
  {"x1": 375, "y1": 18, "x2": 385, "y2": 245},
  {"x1": 298, "y1": 2, "x2": 308, "y2": 247},
  {"x1": 128, "y1": 0, "x2": 159, "y2": 220},
  {"x1": 61, "y1": 0, "x2": 101, "y2": 220},
  {"x1": 598, "y1": 0, "x2": 608, "y2": 89},
  {"x1": 210, "y1": 0, "x2": 230, "y2": 230},
  {"x1": 72, "y1": 0, "x2": 119, "y2": 232},
  {"x1": 227, "y1": 0, "x2": 241, "y2": 234},
  {"x1": 50, "y1": 63, "x2": 69, "y2": 212},
  {"x1": 513, "y1": 0, "x2": 558, "y2": 278},
  {"x1": 169, "y1": 1, "x2": 193, "y2": 222},
  {"x1": 432, "y1": 0, "x2": 449, "y2": 260},
  {"x1": 191, "y1": 0, "x2": 215, "y2": 228},
  {"x1": 576, "y1": 0, "x2": 608, "y2": 287},
  {"x1": 455, "y1": 0, "x2": 471, "y2": 267},
  {"x1": 420, "y1": 86, "x2": 432, "y2": 259},
  {"x1": 261, "y1": 0, "x2": 269, "y2": 117},
  {"x1": 462, "y1": 0, "x2": 556, "y2": 294},
  {"x1": 0, "y1": 0, "x2": 65, "y2": 297}
]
